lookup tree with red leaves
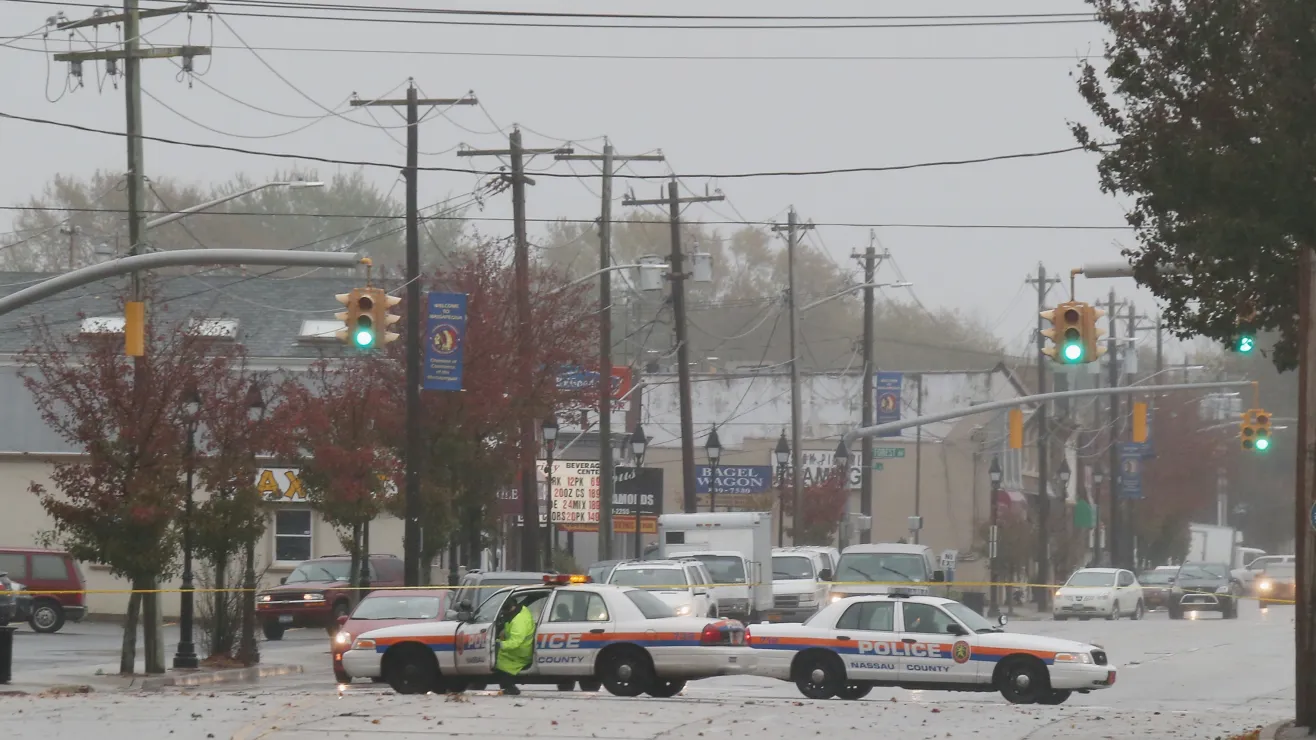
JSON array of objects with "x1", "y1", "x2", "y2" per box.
[
  {"x1": 20, "y1": 302, "x2": 235, "y2": 674},
  {"x1": 277, "y1": 356, "x2": 400, "y2": 598},
  {"x1": 782, "y1": 473, "x2": 848, "y2": 546},
  {"x1": 1134, "y1": 396, "x2": 1220, "y2": 567},
  {"x1": 374, "y1": 238, "x2": 597, "y2": 578}
]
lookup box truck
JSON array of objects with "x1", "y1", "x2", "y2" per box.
[{"x1": 657, "y1": 512, "x2": 774, "y2": 621}]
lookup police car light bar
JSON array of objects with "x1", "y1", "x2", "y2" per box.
[
  {"x1": 888, "y1": 588, "x2": 914, "y2": 598},
  {"x1": 544, "y1": 574, "x2": 591, "y2": 585}
]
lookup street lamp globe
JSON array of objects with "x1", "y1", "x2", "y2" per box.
[
  {"x1": 1057, "y1": 459, "x2": 1072, "y2": 485},
  {"x1": 542, "y1": 414, "x2": 560, "y2": 448},
  {"x1": 989, "y1": 456, "x2": 1003, "y2": 486},
  {"x1": 774, "y1": 431, "x2": 790, "y2": 466},
  {"x1": 833, "y1": 439, "x2": 850, "y2": 469},
  {"x1": 631, "y1": 424, "x2": 647, "y2": 460},
  {"x1": 1093, "y1": 469, "x2": 1106, "y2": 486},
  {"x1": 705, "y1": 426, "x2": 722, "y2": 468},
  {"x1": 245, "y1": 382, "x2": 265, "y2": 421},
  {"x1": 182, "y1": 386, "x2": 201, "y2": 419}
]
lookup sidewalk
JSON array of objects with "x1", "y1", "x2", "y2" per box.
[
  {"x1": 1271, "y1": 721, "x2": 1310, "y2": 739},
  {"x1": 1, "y1": 660, "x2": 303, "y2": 694}
]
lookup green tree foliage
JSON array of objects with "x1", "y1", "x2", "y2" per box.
[
  {"x1": 2, "y1": 169, "x2": 466, "y2": 272},
  {"x1": 1073, "y1": 0, "x2": 1316, "y2": 371}
]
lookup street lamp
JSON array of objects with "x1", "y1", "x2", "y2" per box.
[
  {"x1": 631, "y1": 424, "x2": 647, "y2": 560},
  {"x1": 988, "y1": 456, "x2": 1003, "y2": 617},
  {"x1": 542, "y1": 415, "x2": 559, "y2": 570},
  {"x1": 1057, "y1": 459, "x2": 1072, "y2": 488},
  {"x1": 775, "y1": 431, "x2": 790, "y2": 546},
  {"x1": 238, "y1": 382, "x2": 266, "y2": 666},
  {"x1": 833, "y1": 439, "x2": 850, "y2": 477},
  {"x1": 1093, "y1": 468, "x2": 1106, "y2": 566},
  {"x1": 144, "y1": 180, "x2": 324, "y2": 231},
  {"x1": 173, "y1": 385, "x2": 202, "y2": 670},
  {"x1": 705, "y1": 426, "x2": 722, "y2": 513}
]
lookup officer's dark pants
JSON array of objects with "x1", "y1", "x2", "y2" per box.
[{"x1": 492, "y1": 669, "x2": 519, "y2": 691}]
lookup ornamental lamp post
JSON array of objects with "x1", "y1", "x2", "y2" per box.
[
  {"x1": 988, "y1": 456, "x2": 1003, "y2": 617},
  {"x1": 541, "y1": 414, "x2": 559, "y2": 571},
  {"x1": 774, "y1": 431, "x2": 790, "y2": 546},
  {"x1": 705, "y1": 426, "x2": 722, "y2": 512},
  {"x1": 1092, "y1": 468, "x2": 1106, "y2": 566},
  {"x1": 631, "y1": 424, "x2": 647, "y2": 560},
  {"x1": 173, "y1": 386, "x2": 202, "y2": 670}
]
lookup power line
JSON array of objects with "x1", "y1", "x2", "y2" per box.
[
  {"x1": 0, "y1": 205, "x2": 1133, "y2": 231},
  {"x1": 0, "y1": 112, "x2": 1107, "y2": 179}
]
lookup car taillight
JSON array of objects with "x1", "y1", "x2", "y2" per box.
[
  {"x1": 744, "y1": 626, "x2": 752, "y2": 640},
  {"x1": 701, "y1": 624, "x2": 724, "y2": 646}
]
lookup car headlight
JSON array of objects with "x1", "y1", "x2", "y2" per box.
[
  {"x1": 335, "y1": 631, "x2": 352, "y2": 646},
  {"x1": 258, "y1": 594, "x2": 272, "y2": 603},
  {"x1": 304, "y1": 593, "x2": 326, "y2": 602},
  {"x1": 1215, "y1": 586, "x2": 1231, "y2": 594},
  {"x1": 1258, "y1": 581, "x2": 1273, "y2": 592},
  {"x1": 352, "y1": 638, "x2": 376, "y2": 650},
  {"x1": 675, "y1": 604, "x2": 692, "y2": 616},
  {"x1": 1053, "y1": 652, "x2": 1093, "y2": 664}
]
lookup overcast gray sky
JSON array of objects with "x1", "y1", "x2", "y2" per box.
[{"x1": 1, "y1": 0, "x2": 1179, "y2": 356}]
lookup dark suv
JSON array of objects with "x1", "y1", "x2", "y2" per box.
[
  {"x1": 1168, "y1": 562, "x2": 1241, "y2": 619},
  {"x1": 256, "y1": 554, "x2": 404, "y2": 640}
]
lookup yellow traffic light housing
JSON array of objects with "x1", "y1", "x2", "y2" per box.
[
  {"x1": 1254, "y1": 409, "x2": 1272, "y2": 452},
  {"x1": 374, "y1": 290, "x2": 402, "y2": 346},
  {"x1": 1041, "y1": 301, "x2": 1087, "y2": 364},
  {"x1": 1241, "y1": 408, "x2": 1272, "y2": 452},
  {"x1": 1082, "y1": 304, "x2": 1107, "y2": 362},
  {"x1": 335, "y1": 288, "x2": 377, "y2": 348}
]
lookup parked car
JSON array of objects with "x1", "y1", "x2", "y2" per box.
[
  {"x1": 256, "y1": 554, "x2": 405, "y2": 640},
  {"x1": 587, "y1": 560, "x2": 622, "y2": 584},
  {"x1": 332, "y1": 588, "x2": 452, "y2": 683},
  {"x1": 1256, "y1": 563, "x2": 1297, "y2": 606},
  {"x1": 452, "y1": 571, "x2": 554, "y2": 614},
  {"x1": 0, "y1": 548, "x2": 87, "y2": 633},
  {"x1": 1052, "y1": 568, "x2": 1145, "y2": 621},
  {"x1": 1238, "y1": 554, "x2": 1294, "y2": 594},
  {"x1": 0, "y1": 572, "x2": 24, "y2": 626},
  {"x1": 608, "y1": 559, "x2": 717, "y2": 617},
  {"x1": 1137, "y1": 569, "x2": 1175, "y2": 610},
  {"x1": 1168, "y1": 562, "x2": 1241, "y2": 619}
]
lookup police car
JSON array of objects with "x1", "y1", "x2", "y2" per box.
[
  {"x1": 746, "y1": 591, "x2": 1116, "y2": 705},
  {"x1": 341, "y1": 575, "x2": 754, "y2": 698}
]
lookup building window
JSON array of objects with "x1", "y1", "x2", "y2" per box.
[{"x1": 274, "y1": 509, "x2": 313, "y2": 563}]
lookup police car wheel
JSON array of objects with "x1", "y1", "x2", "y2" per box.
[
  {"x1": 333, "y1": 668, "x2": 351, "y2": 684},
  {"x1": 646, "y1": 679, "x2": 686, "y2": 698},
  {"x1": 383, "y1": 644, "x2": 439, "y2": 695},
  {"x1": 579, "y1": 681, "x2": 602, "y2": 692},
  {"x1": 836, "y1": 683, "x2": 872, "y2": 701},
  {"x1": 599, "y1": 647, "x2": 655, "y2": 697},
  {"x1": 997, "y1": 657, "x2": 1049, "y2": 704},
  {"x1": 1037, "y1": 690, "x2": 1071, "y2": 705},
  {"x1": 793, "y1": 651, "x2": 844, "y2": 700},
  {"x1": 557, "y1": 681, "x2": 576, "y2": 691}
]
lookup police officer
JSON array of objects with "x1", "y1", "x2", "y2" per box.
[{"x1": 493, "y1": 598, "x2": 535, "y2": 695}]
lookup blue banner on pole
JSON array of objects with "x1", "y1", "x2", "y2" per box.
[
  {"x1": 423, "y1": 292, "x2": 467, "y2": 391},
  {"x1": 875, "y1": 371, "x2": 903, "y2": 437},
  {"x1": 695, "y1": 465, "x2": 773, "y2": 494},
  {"x1": 1118, "y1": 443, "x2": 1143, "y2": 500}
]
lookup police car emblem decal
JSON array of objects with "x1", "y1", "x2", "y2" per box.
[{"x1": 952, "y1": 641, "x2": 971, "y2": 664}]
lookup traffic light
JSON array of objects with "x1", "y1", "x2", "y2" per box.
[
  {"x1": 1041, "y1": 301, "x2": 1086, "y2": 364},
  {"x1": 1081, "y1": 304, "x2": 1107, "y2": 362},
  {"x1": 1235, "y1": 334, "x2": 1256, "y2": 354},
  {"x1": 336, "y1": 287, "x2": 402, "y2": 349},
  {"x1": 374, "y1": 290, "x2": 402, "y2": 346},
  {"x1": 1241, "y1": 408, "x2": 1272, "y2": 452}
]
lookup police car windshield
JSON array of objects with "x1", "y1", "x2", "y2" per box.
[
  {"x1": 625, "y1": 589, "x2": 677, "y2": 618},
  {"x1": 1065, "y1": 571, "x2": 1116, "y2": 588},
  {"x1": 351, "y1": 595, "x2": 446, "y2": 620},
  {"x1": 942, "y1": 602, "x2": 998, "y2": 633},
  {"x1": 835, "y1": 553, "x2": 925, "y2": 583},
  {"x1": 609, "y1": 567, "x2": 686, "y2": 589},
  {"x1": 687, "y1": 555, "x2": 746, "y2": 584},
  {"x1": 772, "y1": 556, "x2": 815, "y2": 580}
]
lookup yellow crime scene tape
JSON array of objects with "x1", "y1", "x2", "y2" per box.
[{"x1": 7, "y1": 580, "x2": 1297, "y2": 605}]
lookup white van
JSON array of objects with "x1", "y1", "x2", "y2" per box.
[
  {"x1": 765, "y1": 547, "x2": 833, "y2": 622},
  {"x1": 826, "y1": 543, "x2": 945, "y2": 604}
]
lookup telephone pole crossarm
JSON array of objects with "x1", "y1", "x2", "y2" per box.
[
  {"x1": 621, "y1": 194, "x2": 725, "y2": 207},
  {"x1": 53, "y1": 46, "x2": 211, "y2": 63},
  {"x1": 350, "y1": 95, "x2": 477, "y2": 107},
  {"x1": 56, "y1": 2, "x2": 207, "y2": 30}
]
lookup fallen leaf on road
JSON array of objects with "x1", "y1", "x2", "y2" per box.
[{"x1": 371, "y1": 720, "x2": 381, "y2": 725}]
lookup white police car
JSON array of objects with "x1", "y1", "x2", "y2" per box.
[
  {"x1": 746, "y1": 591, "x2": 1116, "y2": 705},
  {"x1": 341, "y1": 575, "x2": 754, "y2": 697}
]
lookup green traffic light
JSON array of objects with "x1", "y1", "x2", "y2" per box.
[
  {"x1": 354, "y1": 328, "x2": 374, "y2": 347},
  {"x1": 1255, "y1": 437, "x2": 1270, "y2": 451},
  {"x1": 1062, "y1": 343, "x2": 1084, "y2": 362},
  {"x1": 1237, "y1": 335, "x2": 1255, "y2": 354}
]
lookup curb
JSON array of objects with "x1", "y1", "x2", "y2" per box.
[
  {"x1": 1265, "y1": 720, "x2": 1295, "y2": 739},
  {"x1": 139, "y1": 663, "x2": 304, "y2": 691}
]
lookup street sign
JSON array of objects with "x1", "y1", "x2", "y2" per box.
[
  {"x1": 1118, "y1": 443, "x2": 1143, "y2": 500},
  {"x1": 873, "y1": 447, "x2": 905, "y2": 459},
  {"x1": 871, "y1": 463, "x2": 884, "y2": 472}
]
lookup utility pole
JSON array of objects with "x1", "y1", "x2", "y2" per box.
[
  {"x1": 1106, "y1": 289, "x2": 1120, "y2": 568},
  {"x1": 1025, "y1": 265, "x2": 1061, "y2": 609},
  {"x1": 53, "y1": 0, "x2": 212, "y2": 677},
  {"x1": 913, "y1": 374, "x2": 924, "y2": 544},
  {"x1": 1125, "y1": 302, "x2": 1139, "y2": 569},
  {"x1": 853, "y1": 237, "x2": 887, "y2": 544},
  {"x1": 555, "y1": 144, "x2": 664, "y2": 560},
  {"x1": 460, "y1": 130, "x2": 572, "y2": 570},
  {"x1": 351, "y1": 83, "x2": 475, "y2": 587},
  {"x1": 1294, "y1": 245, "x2": 1316, "y2": 728},
  {"x1": 622, "y1": 181, "x2": 723, "y2": 513},
  {"x1": 773, "y1": 209, "x2": 814, "y2": 542}
]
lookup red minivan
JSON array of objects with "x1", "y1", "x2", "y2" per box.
[{"x1": 0, "y1": 548, "x2": 87, "y2": 633}]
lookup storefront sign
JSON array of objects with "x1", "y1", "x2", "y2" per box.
[
  {"x1": 767, "y1": 450, "x2": 862, "y2": 490},
  {"x1": 255, "y1": 467, "x2": 397, "y2": 504},
  {"x1": 555, "y1": 366, "x2": 635, "y2": 411}
]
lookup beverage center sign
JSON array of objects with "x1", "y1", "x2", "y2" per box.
[
  {"x1": 548, "y1": 460, "x2": 600, "y2": 526},
  {"x1": 526, "y1": 461, "x2": 664, "y2": 533}
]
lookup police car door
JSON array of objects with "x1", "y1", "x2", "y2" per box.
[
  {"x1": 833, "y1": 600, "x2": 899, "y2": 682},
  {"x1": 896, "y1": 602, "x2": 970, "y2": 683},
  {"x1": 454, "y1": 588, "x2": 511, "y2": 675},
  {"x1": 536, "y1": 589, "x2": 611, "y2": 677}
]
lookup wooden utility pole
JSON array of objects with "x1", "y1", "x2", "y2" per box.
[
  {"x1": 460, "y1": 131, "x2": 571, "y2": 571},
  {"x1": 555, "y1": 144, "x2": 663, "y2": 560},
  {"x1": 1124, "y1": 301, "x2": 1139, "y2": 569},
  {"x1": 1106, "y1": 289, "x2": 1120, "y2": 568},
  {"x1": 54, "y1": 0, "x2": 212, "y2": 677},
  {"x1": 1025, "y1": 265, "x2": 1060, "y2": 608},
  {"x1": 773, "y1": 210, "x2": 814, "y2": 541},
  {"x1": 853, "y1": 237, "x2": 886, "y2": 545},
  {"x1": 351, "y1": 83, "x2": 475, "y2": 587},
  {"x1": 1296, "y1": 246, "x2": 1316, "y2": 728},
  {"x1": 622, "y1": 181, "x2": 723, "y2": 513}
]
